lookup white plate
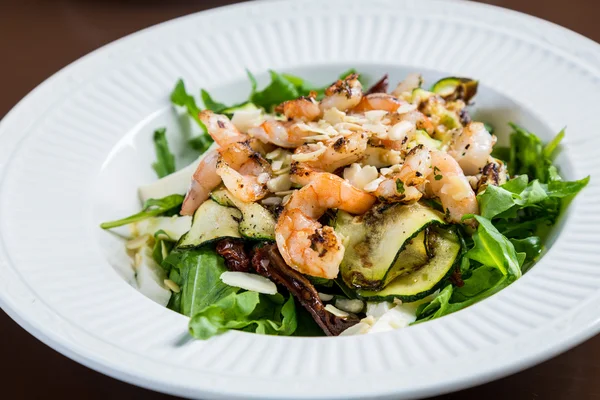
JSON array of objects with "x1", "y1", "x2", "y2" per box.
[{"x1": 1, "y1": 0, "x2": 599, "y2": 398}]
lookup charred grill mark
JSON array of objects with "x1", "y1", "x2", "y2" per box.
[
  {"x1": 459, "y1": 109, "x2": 471, "y2": 126},
  {"x1": 332, "y1": 137, "x2": 348, "y2": 151},
  {"x1": 217, "y1": 120, "x2": 225, "y2": 129}
]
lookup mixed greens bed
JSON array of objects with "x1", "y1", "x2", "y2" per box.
[{"x1": 101, "y1": 70, "x2": 589, "y2": 338}]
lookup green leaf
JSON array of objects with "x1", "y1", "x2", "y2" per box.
[
  {"x1": 100, "y1": 194, "x2": 184, "y2": 229},
  {"x1": 250, "y1": 70, "x2": 300, "y2": 111},
  {"x1": 508, "y1": 123, "x2": 546, "y2": 182},
  {"x1": 200, "y1": 89, "x2": 228, "y2": 113},
  {"x1": 151, "y1": 128, "x2": 176, "y2": 178},
  {"x1": 170, "y1": 79, "x2": 203, "y2": 126},
  {"x1": 546, "y1": 176, "x2": 590, "y2": 198},
  {"x1": 466, "y1": 215, "x2": 521, "y2": 278},
  {"x1": 510, "y1": 237, "x2": 542, "y2": 272},
  {"x1": 502, "y1": 175, "x2": 529, "y2": 194},
  {"x1": 543, "y1": 128, "x2": 565, "y2": 159},
  {"x1": 246, "y1": 68, "x2": 258, "y2": 94},
  {"x1": 451, "y1": 266, "x2": 504, "y2": 302},
  {"x1": 171, "y1": 79, "x2": 215, "y2": 154},
  {"x1": 172, "y1": 248, "x2": 239, "y2": 317},
  {"x1": 152, "y1": 238, "x2": 175, "y2": 271},
  {"x1": 188, "y1": 133, "x2": 213, "y2": 153},
  {"x1": 246, "y1": 69, "x2": 365, "y2": 109},
  {"x1": 477, "y1": 185, "x2": 518, "y2": 219},
  {"x1": 415, "y1": 285, "x2": 453, "y2": 321},
  {"x1": 491, "y1": 145, "x2": 509, "y2": 161},
  {"x1": 188, "y1": 291, "x2": 297, "y2": 339},
  {"x1": 167, "y1": 291, "x2": 181, "y2": 313},
  {"x1": 518, "y1": 179, "x2": 548, "y2": 204},
  {"x1": 415, "y1": 271, "x2": 511, "y2": 323},
  {"x1": 200, "y1": 89, "x2": 252, "y2": 115}
]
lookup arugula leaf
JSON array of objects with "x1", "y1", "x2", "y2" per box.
[
  {"x1": 200, "y1": 89, "x2": 252, "y2": 115},
  {"x1": 250, "y1": 70, "x2": 300, "y2": 111},
  {"x1": 509, "y1": 237, "x2": 542, "y2": 272},
  {"x1": 151, "y1": 128, "x2": 176, "y2": 178},
  {"x1": 502, "y1": 174, "x2": 529, "y2": 194},
  {"x1": 543, "y1": 128, "x2": 565, "y2": 159},
  {"x1": 188, "y1": 291, "x2": 297, "y2": 339},
  {"x1": 466, "y1": 215, "x2": 521, "y2": 278},
  {"x1": 490, "y1": 145, "x2": 509, "y2": 161},
  {"x1": 415, "y1": 268, "x2": 511, "y2": 323},
  {"x1": 200, "y1": 89, "x2": 229, "y2": 113},
  {"x1": 546, "y1": 176, "x2": 590, "y2": 198},
  {"x1": 415, "y1": 284, "x2": 453, "y2": 321},
  {"x1": 170, "y1": 79, "x2": 203, "y2": 126},
  {"x1": 508, "y1": 125, "x2": 571, "y2": 184},
  {"x1": 477, "y1": 185, "x2": 517, "y2": 219},
  {"x1": 246, "y1": 68, "x2": 258, "y2": 94},
  {"x1": 100, "y1": 194, "x2": 184, "y2": 229},
  {"x1": 188, "y1": 134, "x2": 213, "y2": 153},
  {"x1": 519, "y1": 179, "x2": 548, "y2": 204},
  {"x1": 246, "y1": 69, "x2": 366, "y2": 109},
  {"x1": 170, "y1": 79, "x2": 214, "y2": 154},
  {"x1": 452, "y1": 266, "x2": 504, "y2": 302},
  {"x1": 508, "y1": 123, "x2": 546, "y2": 181},
  {"x1": 168, "y1": 248, "x2": 238, "y2": 317},
  {"x1": 484, "y1": 122, "x2": 495, "y2": 134},
  {"x1": 478, "y1": 174, "x2": 588, "y2": 222},
  {"x1": 152, "y1": 238, "x2": 175, "y2": 271},
  {"x1": 167, "y1": 291, "x2": 182, "y2": 313}
]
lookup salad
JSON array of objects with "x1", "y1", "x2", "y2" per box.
[{"x1": 101, "y1": 70, "x2": 589, "y2": 338}]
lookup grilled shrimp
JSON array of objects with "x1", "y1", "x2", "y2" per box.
[
  {"x1": 320, "y1": 73, "x2": 363, "y2": 112},
  {"x1": 374, "y1": 145, "x2": 478, "y2": 222},
  {"x1": 248, "y1": 120, "x2": 314, "y2": 148},
  {"x1": 291, "y1": 132, "x2": 369, "y2": 184},
  {"x1": 180, "y1": 149, "x2": 221, "y2": 216},
  {"x1": 391, "y1": 110, "x2": 435, "y2": 136},
  {"x1": 199, "y1": 110, "x2": 247, "y2": 146},
  {"x1": 183, "y1": 111, "x2": 272, "y2": 210},
  {"x1": 353, "y1": 93, "x2": 404, "y2": 113},
  {"x1": 448, "y1": 122, "x2": 496, "y2": 175},
  {"x1": 275, "y1": 172, "x2": 376, "y2": 279},
  {"x1": 218, "y1": 141, "x2": 272, "y2": 202},
  {"x1": 391, "y1": 73, "x2": 423, "y2": 97},
  {"x1": 374, "y1": 145, "x2": 432, "y2": 202},
  {"x1": 277, "y1": 94, "x2": 321, "y2": 122},
  {"x1": 429, "y1": 150, "x2": 479, "y2": 222}
]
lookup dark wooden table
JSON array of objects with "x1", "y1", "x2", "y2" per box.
[{"x1": 2, "y1": 0, "x2": 600, "y2": 398}]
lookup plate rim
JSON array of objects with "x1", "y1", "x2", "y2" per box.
[{"x1": 1, "y1": 0, "x2": 599, "y2": 399}]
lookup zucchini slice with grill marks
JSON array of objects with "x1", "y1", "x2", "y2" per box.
[
  {"x1": 358, "y1": 227, "x2": 461, "y2": 302},
  {"x1": 431, "y1": 77, "x2": 478, "y2": 102},
  {"x1": 336, "y1": 202, "x2": 446, "y2": 290},
  {"x1": 210, "y1": 188, "x2": 276, "y2": 240},
  {"x1": 176, "y1": 199, "x2": 241, "y2": 249}
]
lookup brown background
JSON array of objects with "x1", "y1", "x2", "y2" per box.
[{"x1": 1, "y1": 0, "x2": 600, "y2": 398}]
